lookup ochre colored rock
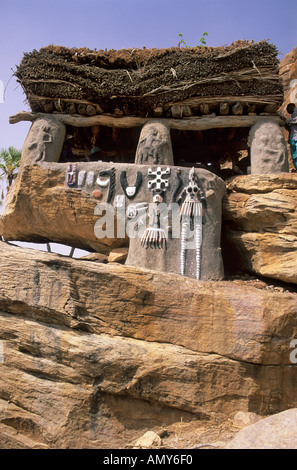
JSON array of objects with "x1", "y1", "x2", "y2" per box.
[
  {"x1": 108, "y1": 247, "x2": 128, "y2": 263},
  {"x1": 133, "y1": 431, "x2": 162, "y2": 449},
  {"x1": 249, "y1": 119, "x2": 289, "y2": 174},
  {"x1": 0, "y1": 164, "x2": 125, "y2": 254},
  {"x1": 279, "y1": 47, "x2": 297, "y2": 114},
  {"x1": 80, "y1": 252, "x2": 108, "y2": 263},
  {"x1": 1, "y1": 241, "x2": 297, "y2": 368},
  {"x1": 0, "y1": 241, "x2": 297, "y2": 448},
  {"x1": 0, "y1": 159, "x2": 226, "y2": 281},
  {"x1": 222, "y1": 173, "x2": 297, "y2": 284},
  {"x1": 279, "y1": 47, "x2": 297, "y2": 170}
]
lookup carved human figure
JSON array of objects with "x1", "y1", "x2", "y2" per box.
[
  {"x1": 20, "y1": 116, "x2": 66, "y2": 168},
  {"x1": 249, "y1": 119, "x2": 289, "y2": 174},
  {"x1": 125, "y1": 166, "x2": 226, "y2": 281},
  {"x1": 135, "y1": 120, "x2": 174, "y2": 166},
  {"x1": 138, "y1": 127, "x2": 163, "y2": 163}
]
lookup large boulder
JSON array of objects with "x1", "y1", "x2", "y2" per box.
[
  {"x1": 0, "y1": 242, "x2": 297, "y2": 448},
  {"x1": 0, "y1": 153, "x2": 226, "y2": 281},
  {"x1": 225, "y1": 408, "x2": 297, "y2": 449},
  {"x1": 279, "y1": 46, "x2": 297, "y2": 114},
  {"x1": 0, "y1": 162, "x2": 122, "y2": 254},
  {"x1": 279, "y1": 46, "x2": 297, "y2": 170},
  {"x1": 222, "y1": 173, "x2": 297, "y2": 284},
  {"x1": 249, "y1": 119, "x2": 289, "y2": 174}
]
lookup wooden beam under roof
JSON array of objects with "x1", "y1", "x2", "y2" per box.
[{"x1": 10, "y1": 111, "x2": 282, "y2": 131}]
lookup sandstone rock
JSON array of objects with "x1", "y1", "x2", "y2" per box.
[
  {"x1": 0, "y1": 240, "x2": 296, "y2": 450},
  {"x1": 80, "y1": 252, "x2": 108, "y2": 263},
  {"x1": 135, "y1": 120, "x2": 174, "y2": 166},
  {"x1": 222, "y1": 173, "x2": 297, "y2": 283},
  {"x1": 19, "y1": 116, "x2": 66, "y2": 168},
  {"x1": 279, "y1": 47, "x2": 297, "y2": 171},
  {"x1": 2, "y1": 240, "x2": 297, "y2": 367},
  {"x1": 0, "y1": 159, "x2": 226, "y2": 281},
  {"x1": 279, "y1": 47, "x2": 297, "y2": 115},
  {"x1": 108, "y1": 247, "x2": 128, "y2": 263},
  {"x1": 1, "y1": 242, "x2": 297, "y2": 447},
  {"x1": 0, "y1": 163, "x2": 121, "y2": 254},
  {"x1": 249, "y1": 119, "x2": 289, "y2": 174},
  {"x1": 133, "y1": 431, "x2": 162, "y2": 449},
  {"x1": 0, "y1": 311, "x2": 209, "y2": 448},
  {"x1": 225, "y1": 409, "x2": 297, "y2": 449},
  {"x1": 232, "y1": 411, "x2": 262, "y2": 428}
]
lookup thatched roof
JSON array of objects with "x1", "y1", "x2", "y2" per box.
[{"x1": 15, "y1": 40, "x2": 283, "y2": 118}]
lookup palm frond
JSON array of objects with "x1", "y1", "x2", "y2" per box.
[{"x1": 0, "y1": 147, "x2": 22, "y2": 198}]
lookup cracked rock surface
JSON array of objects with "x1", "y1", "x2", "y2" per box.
[{"x1": 0, "y1": 241, "x2": 297, "y2": 448}]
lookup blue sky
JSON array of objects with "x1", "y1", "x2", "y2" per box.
[{"x1": 0, "y1": 0, "x2": 296, "y2": 151}]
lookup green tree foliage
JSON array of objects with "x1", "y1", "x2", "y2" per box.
[{"x1": 0, "y1": 147, "x2": 21, "y2": 202}]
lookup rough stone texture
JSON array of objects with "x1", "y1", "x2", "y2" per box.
[
  {"x1": 4, "y1": 241, "x2": 297, "y2": 366},
  {"x1": 232, "y1": 411, "x2": 262, "y2": 428},
  {"x1": 225, "y1": 409, "x2": 297, "y2": 449},
  {"x1": 0, "y1": 163, "x2": 118, "y2": 254},
  {"x1": 20, "y1": 116, "x2": 66, "y2": 168},
  {"x1": 0, "y1": 157, "x2": 226, "y2": 280},
  {"x1": 222, "y1": 173, "x2": 297, "y2": 284},
  {"x1": 279, "y1": 47, "x2": 297, "y2": 171},
  {"x1": 108, "y1": 247, "x2": 128, "y2": 263},
  {"x1": 279, "y1": 46, "x2": 297, "y2": 115},
  {"x1": 80, "y1": 252, "x2": 108, "y2": 263},
  {"x1": 249, "y1": 119, "x2": 289, "y2": 174},
  {"x1": 126, "y1": 167, "x2": 226, "y2": 280},
  {"x1": 1, "y1": 242, "x2": 297, "y2": 448},
  {"x1": 135, "y1": 120, "x2": 174, "y2": 166},
  {"x1": 133, "y1": 431, "x2": 162, "y2": 449}
]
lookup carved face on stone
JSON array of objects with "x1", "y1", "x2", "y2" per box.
[
  {"x1": 126, "y1": 204, "x2": 137, "y2": 219},
  {"x1": 126, "y1": 186, "x2": 136, "y2": 197},
  {"x1": 22, "y1": 117, "x2": 66, "y2": 166}
]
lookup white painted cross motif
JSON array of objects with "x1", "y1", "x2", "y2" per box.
[{"x1": 147, "y1": 166, "x2": 170, "y2": 192}]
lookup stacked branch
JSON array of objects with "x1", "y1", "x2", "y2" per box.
[{"x1": 15, "y1": 40, "x2": 283, "y2": 119}]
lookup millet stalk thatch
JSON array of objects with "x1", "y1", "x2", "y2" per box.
[{"x1": 15, "y1": 40, "x2": 283, "y2": 119}]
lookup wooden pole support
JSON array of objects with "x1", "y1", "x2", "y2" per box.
[{"x1": 9, "y1": 111, "x2": 282, "y2": 131}]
